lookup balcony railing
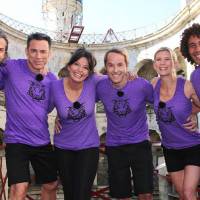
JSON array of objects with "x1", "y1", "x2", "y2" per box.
[{"x1": 0, "y1": 12, "x2": 174, "y2": 44}]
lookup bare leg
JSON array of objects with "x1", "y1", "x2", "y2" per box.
[
  {"x1": 138, "y1": 193, "x2": 152, "y2": 200},
  {"x1": 41, "y1": 180, "x2": 58, "y2": 200},
  {"x1": 183, "y1": 165, "x2": 200, "y2": 200},
  {"x1": 170, "y1": 170, "x2": 184, "y2": 200},
  {"x1": 9, "y1": 182, "x2": 29, "y2": 200}
]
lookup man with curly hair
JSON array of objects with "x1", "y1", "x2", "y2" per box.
[{"x1": 180, "y1": 23, "x2": 200, "y2": 98}]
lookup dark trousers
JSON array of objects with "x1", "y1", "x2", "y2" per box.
[{"x1": 55, "y1": 147, "x2": 99, "y2": 200}]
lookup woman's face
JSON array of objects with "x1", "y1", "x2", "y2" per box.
[
  {"x1": 68, "y1": 57, "x2": 90, "y2": 83},
  {"x1": 153, "y1": 50, "x2": 175, "y2": 77}
]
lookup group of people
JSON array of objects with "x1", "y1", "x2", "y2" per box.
[{"x1": 0, "y1": 23, "x2": 200, "y2": 200}]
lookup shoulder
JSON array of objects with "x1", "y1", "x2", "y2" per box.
[
  {"x1": 5, "y1": 58, "x2": 25, "y2": 67},
  {"x1": 191, "y1": 68, "x2": 200, "y2": 81},
  {"x1": 87, "y1": 73, "x2": 106, "y2": 83},
  {"x1": 184, "y1": 79, "x2": 193, "y2": 90},
  {"x1": 47, "y1": 71, "x2": 57, "y2": 81},
  {"x1": 132, "y1": 77, "x2": 152, "y2": 87},
  {"x1": 96, "y1": 76, "x2": 108, "y2": 87},
  {"x1": 184, "y1": 79, "x2": 196, "y2": 98},
  {"x1": 151, "y1": 77, "x2": 159, "y2": 88}
]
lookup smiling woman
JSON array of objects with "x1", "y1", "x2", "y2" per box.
[
  {"x1": 50, "y1": 47, "x2": 103, "y2": 200},
  {"x1": 152, "y1": 46, "x2": 200, "y2": 200}
]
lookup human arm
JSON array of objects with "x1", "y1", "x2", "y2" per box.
[
  {"x1": 183, "y1": 80, "x2": 200, "y2": 131},
  {"x1": 184, "y1": 80, "x2": 200, "y2": 108},
  {"x1": 54, "y1": 115, "x2": 62, "y2": 134},
  {"x1": 0, "y1": 59, "x2": 9, "y2": 81}
]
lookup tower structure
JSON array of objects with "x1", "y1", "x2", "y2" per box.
[{"x1": 42, "y1": 0, "x2": 83, "y2": 36}]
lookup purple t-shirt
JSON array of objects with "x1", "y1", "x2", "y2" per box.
[
  {"x1": 154, "y1": 77, "x2": 200, "y2": 149},
  {"x1": 51, "y1": 75, "x2": 102, "y2": 150},
  {"x1": 190, "y1": 67, "x2": 200, "y2": 99},
  {"x1": 0, "y1": 59, "x2": 57, "y2": 146},
  {"x1": 96, "y1": 77, "x2": 153, "y2": 146}
]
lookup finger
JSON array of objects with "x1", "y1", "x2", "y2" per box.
[
  {"x1": 183, "y1": 122, "x2": 193, "y2": 127},
  {"x1": 184, "y1": 124, "x2": 197, "y2": 132},
  {"x1": 54, "y1": 126, "x2": 60, "y2": 134}
]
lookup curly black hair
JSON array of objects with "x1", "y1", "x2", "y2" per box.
[{"x1": 180, "y1": 23, "x2": 200, "y2": 65}]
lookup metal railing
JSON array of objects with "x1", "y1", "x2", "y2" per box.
[{"x1": 0, "y1": 12, "x2": 174, "y2": 44}]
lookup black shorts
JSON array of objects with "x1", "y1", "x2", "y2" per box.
[
  {"x1": 106, "y1": 140, "x2": 153, "y2": 198},
  {"x1": 5, "y1": 143, "x2": 57, "y2": 186},
  {"x1": 163, "y1": 144, "x2": 200, "y2": 172},
  {"x1": 55, "y1": 147, "x2": 99, "y2": 200}
]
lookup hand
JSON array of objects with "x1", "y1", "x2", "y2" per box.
[
  {"x1": 127, "y1": 71, "x2": 137, "y2": 81},
  {"x1": 183, "y1": 114, "x2": 198, "y2": 132},
  {"x1": 54, "y1": 116, "x2": 62, "y2": 134}
]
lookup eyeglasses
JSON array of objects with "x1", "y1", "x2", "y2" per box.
[
  {"x1": 117, "y1": 90, "x2": 124, "y2": 97},
  {"x1": 159, "y1": 101, "x2": 166, "y2": 108},
  {"x1": 35, "y1": 74, "x2": 44, "y2": 82},
  {"x1": 73, "y1": 101, "x2": 81, "y2": 109}
]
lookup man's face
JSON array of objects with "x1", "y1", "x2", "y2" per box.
[
  {"x1": 25, "y1": 39, "x2": 51, "y2": 72},
  {"x1": 105, "y1": 52, "x2": 127, "y2": 87},
  {"x1": 188, "y1": 35, "x2": 200, "y2": 65},
  {"x1": 0, "y1": 38, "x2": 7, "y2": 63}
]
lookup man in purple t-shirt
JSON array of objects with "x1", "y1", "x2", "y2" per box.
[
  {"x1": 180, "y1": 23, "x2": 200, "y2": 100},
  {"x1": 0, "y1": 30, "x2": 8, "y2": 63},
  {"x1": 0, "y1": 30, "x2": 8, "y2": 89},
  {"x1": 0, "y1": 33, "x2": 57, "y2": 200},
  {"x1": 97, "y1": 48, "x2": 153, "y2": 200}
]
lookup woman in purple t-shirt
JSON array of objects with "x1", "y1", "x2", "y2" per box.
[
  {"x1": 51, "y1": 48, "x2": 101, "y2": 200},
  {"x1": 152, "y1": 47, "x2": 200, "y2": 200}
]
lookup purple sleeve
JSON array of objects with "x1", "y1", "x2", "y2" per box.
[
  {"x1": 47, "y1": 74, "x2": 57, "y2": 113},
  {"x1": 91, "y1": 74, "x2": 107, "y2": 102},
  {"x1": 95, "y1": 78, "x2": 106, "y2": 102},
  {"x1": 93, "y1": 74, "x2": 107, "y2": 85},
  {"x1": 143, "y1": 80, "x2": 154, "y2": 104},
  {"x1": 190, "y1": 70, "x2": 200, "y2": 99},
  {"x1": 0, "y1": 59, "x2": 9, "y2": 80},
  {"x1": 48, "y1": 81, "x2": 55, "y2": 113}
]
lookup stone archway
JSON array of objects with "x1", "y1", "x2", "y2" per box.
[
  {"x1": 136, "y1": 59, "x2": 157, "y2": 81},
  {"x1": 174, "y1": 47, "x2": 187, "y2": 77}
]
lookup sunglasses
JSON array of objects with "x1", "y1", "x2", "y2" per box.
[
  {"x1": 35, "y1": 74, "x2": 44, "y2": 82},
  {"x1": 73, "y1": 101, "x2": 81, "y2": 109},
  {"x1": 117, "y1": 90, "x2": 124, "y2": 97}
]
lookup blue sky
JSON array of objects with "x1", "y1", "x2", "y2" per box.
[{"x1": 0, "y1": 0, "x2": 181, "y2": 34}]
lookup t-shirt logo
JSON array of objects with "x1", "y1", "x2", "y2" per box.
[
  {"x1": 67, "y1": 103, "x2": 87, "y2": 121},
  {"x1": 27, "y1": 81, "x2": 46, "y2": 101},
  {"x1": 157, "y1": 106, "x2": 175, "y2": 123},
  {"x1": 112, "y1": 99, "x2": 132, "y2": 117}
]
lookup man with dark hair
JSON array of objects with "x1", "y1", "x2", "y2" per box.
[
  {"x1": 0, "y1": 30, "x2": 8, "y2": 63},
  {"x1": 180, "y1": 23, "x2": 200, "y2": 98},
  {"x1": 0, "y1": 32, "x2": 57, "y2": 200},
  {"x1": 0, "y1": 30, "x2": 9, "y2": 89}
]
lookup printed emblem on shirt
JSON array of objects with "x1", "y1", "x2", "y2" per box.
[
  {"x1": 112, "y1": 99, "x2": 132, "y2": 117},
  {"x1": 27, "y1": 81, "x2": 46, "y2": 101},
  {"x1": 157, "y1": 106, "x2": 175, "y2": 123},
  {"x1": 67, "y1": 103, "x2": 87, "y2": 121}
]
